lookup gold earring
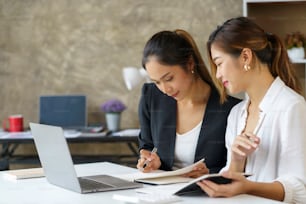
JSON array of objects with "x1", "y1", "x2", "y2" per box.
[{"x1": 244, "y1": 64, "x2": 251, "y2": 71}]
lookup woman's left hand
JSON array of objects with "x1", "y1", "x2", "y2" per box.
[
  {"x1": 182, "y1": 162, "x2": 209, "y2": 178},
  {"x1": 196, "y1": 171, "x2": 250, "y2": 197}
]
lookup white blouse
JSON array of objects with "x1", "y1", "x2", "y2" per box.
[
  {"x1": 222, "y1": 77, "x2": 306, "y2": 203},
  {"x1": 173, "y1": 121, "x2": 202, "y2": 169}
]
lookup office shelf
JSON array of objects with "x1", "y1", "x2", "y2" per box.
[{"x1": 243, "y1": 0, "x2": 306, "y2": 95}]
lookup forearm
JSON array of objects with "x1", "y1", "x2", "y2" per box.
[
  {"x1": 228, "y1": 158, "x2": 246, "y2": 172},
  {"x1": 246, "y1": 180, "x2": 284, "y2": 201}
]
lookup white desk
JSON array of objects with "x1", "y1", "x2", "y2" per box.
[{"x1": 0, "y1": 162, "x2": 282, "y2": 204}]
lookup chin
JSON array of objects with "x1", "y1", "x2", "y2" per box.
[{"x1": 227, "y1": 87, "x2": 241, "y2": 95}]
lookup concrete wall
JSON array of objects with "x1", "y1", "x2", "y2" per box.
[{"x1": 0, "y1": 0, "x2": 242, "y2": 168}]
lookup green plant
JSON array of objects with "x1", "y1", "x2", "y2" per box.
[{"x1": 285, "y1": 32, "x2": 305, "y2": 49}]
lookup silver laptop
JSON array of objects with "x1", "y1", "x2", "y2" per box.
[{"x1": 29, "y1": 122, "x2": 142, "y2": 193}]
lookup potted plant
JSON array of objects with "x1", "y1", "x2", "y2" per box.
[
  {"x1": 100, "y1": 99, "x2": 127, "y2": 132},
  {"x1": 285, "y1": 31, "x2": 305, "y2": 60}
]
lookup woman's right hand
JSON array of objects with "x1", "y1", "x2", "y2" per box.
[
  {"x1": 137, "y1": 149, "x2": 161, "y2": 172},
  {"x1": 231, "y1": 132, "x2": 260, "y2": 162}
]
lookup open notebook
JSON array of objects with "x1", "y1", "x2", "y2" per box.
[
  {"x1": 116, "y1": 158, "x2": 205, "y2": 185},
  {"x1": 136, "y1": 172, "x2": 252, "y2": 195}
]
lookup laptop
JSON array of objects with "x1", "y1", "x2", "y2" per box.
[
  {"x1": 29, "y1": 122, "x2": 142, "y2": 193},
  {"x1": 39, "y1": 95, "x2": 87, "y2": 130}
]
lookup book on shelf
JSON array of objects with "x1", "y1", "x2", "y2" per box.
[{"x1": 3, "y1": 167, "x2": 44, "y2": 180}]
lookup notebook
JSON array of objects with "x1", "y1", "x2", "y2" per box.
[
  {"x1": 39, "y1": 95, "x2": 87, "y2": 130},
  {"x1": 29, "y1": 122, "x2": 142, "y2": 194}
]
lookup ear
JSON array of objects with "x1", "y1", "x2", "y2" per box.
[
  {"x1": 240, "y1": 48, "x2": 253, "y2": 65},
  {"x1": 187, "y1": 57, "x2": 195, "y2": 72}
]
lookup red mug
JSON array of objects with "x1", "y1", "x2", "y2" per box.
[{"x1": 3, "y1": 114, "x2": 24, "y2": 132}]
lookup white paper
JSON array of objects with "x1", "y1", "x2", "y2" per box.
[
  {"x1": 112, "y1": 129, "x2": 140, "y2": 136},
  {"x1": 116, "y1": 158, "x2": 204, "y2": 184},
  {"x1": 136, "y1": 183, "x2": 186, "y2": 195}
]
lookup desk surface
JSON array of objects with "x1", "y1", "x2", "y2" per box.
[
  {"x1": 0, "y1": 162, "x2": 282, "y2": 204},
  {"x1": 0, "y1": 130, "x2": 138, "y2": 143}
]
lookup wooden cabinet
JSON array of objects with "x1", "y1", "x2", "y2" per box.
[{"x1": 243, "y1": 0, "x2": 306, "y2": 94}]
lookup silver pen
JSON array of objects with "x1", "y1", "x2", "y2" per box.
[{"x1": 142, "y1": 147, "x2": 158, "y2": 169}]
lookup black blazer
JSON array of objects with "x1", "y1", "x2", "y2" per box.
[{"x1": 138, "y1": 83, "x2": 241, "y2": 172}]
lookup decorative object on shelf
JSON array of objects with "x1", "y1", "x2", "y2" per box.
[
  {"x1": 100, "y1": 99, "x2": 127, "y2": 132},
  {"x1": 285, "y1": 32, "x2": 305, "y2": 60}
]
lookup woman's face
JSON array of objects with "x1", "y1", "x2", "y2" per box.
[
  {"x1": 145, "y1": 57, "x2": 193, "y2": 101},
  {"x1": 211, "y1": 44, "x2": 246, "y2": 94}
]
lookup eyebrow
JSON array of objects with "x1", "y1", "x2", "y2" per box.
[{"x1": 150, "y1": 72, "x2": 171, "y2": 82}]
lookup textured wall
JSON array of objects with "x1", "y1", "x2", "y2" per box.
[
  {"x1": 0, "y1": 0, "x2": 242, "y2": 127},
  {"x1": 0, "y1": 0, "x2": 242, "y2": 168}
]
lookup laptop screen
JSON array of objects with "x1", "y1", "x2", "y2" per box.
[{"x1": 39, "y1": 95, "x2": 87, "y2": 129}]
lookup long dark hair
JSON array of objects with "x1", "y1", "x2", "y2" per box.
[
  {"x1": 142, "y1": 29, "x2": 215, "y2": 89},
  {"x1": 207, "y1": 16, "x2": 302, "y2": 101}
]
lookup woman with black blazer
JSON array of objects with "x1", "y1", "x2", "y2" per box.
[{"x1": 136, "y1": 29, "x2": 240, "y2": 177}]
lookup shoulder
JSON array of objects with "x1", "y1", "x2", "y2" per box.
[
  {"x1": 141, "y1": 83, "x2": 162, "y2": 96},
  {"x1": 275, "y1": 88, "x2": 306, "y2": 115},
  {"x1": 270, "y1": 77, "x2": 305, "y2": 106},
  {"x1": 270, "y1": 79, "x2": 306, "y2": 110}
]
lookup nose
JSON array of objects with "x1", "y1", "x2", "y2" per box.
[{"x1": 215, "y1": 68, "x2": 222, "y2": 80}]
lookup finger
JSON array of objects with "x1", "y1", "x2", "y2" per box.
[
  {"x1": 231, "y1": 146, "x2": 247, "y2": 156},
  {"x1": 244, "y1": 132, "x2": 260, "y2": 144},
  {"x1": 184, "y1": 171, "x2": 208, "y2": 178},
  {"x1": 139, "y1": 149, "x2": 152, "y2": 158},
  {"x1": 235, "y1": 137, "x2": 254, "y2": 149},
  {"x1": 136, "y1": 158, "x2": 146, "y2": 170},
  {"x1": 197, "y1": 180, "x2": 218, "y2": 197},
  {"x1": 183, "y1": 167, "x2": 210, "y2": 178},
  {"x1": 202, "y1": 179, "x2": 230, "y2": 197},
  {"x1": 193, "y1": 162, "x2": 205, "y2": 169}
]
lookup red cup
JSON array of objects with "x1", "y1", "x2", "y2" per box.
[{"x1": 3, "y1": 114, "x2": 24, "y2": 132}]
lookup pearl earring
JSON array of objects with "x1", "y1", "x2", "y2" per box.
[
  {"x1": 191, "y1": 70, "x2": 195, "y2": 74},
  {"x1": 244, "y1": 64, "x2": 251, "y2": 71}
]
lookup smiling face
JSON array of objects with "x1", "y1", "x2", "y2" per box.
[
  {"x1": 145, "y1": 56, "x2": 194, "y2": 101},
  {"x1": 211, "y1": 44, "x2": 247, "y2": 95}
]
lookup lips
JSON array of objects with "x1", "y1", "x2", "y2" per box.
[{"x1": 171, "y1": 91, "x2": 179, "y2": 98}]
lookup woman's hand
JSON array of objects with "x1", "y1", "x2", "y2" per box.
[
  {"x1": 182, "y1": 162, "x2": 209, "y2": 178},
  {"x1": 137, "y1": 149, "x2": 161, "y2": 172},
  {"x1": 231, "y1": 132, "x2": 260, "y2": 162},
  {"x1": 196, "y1": 171, "x2": 251, "y2": 197}
]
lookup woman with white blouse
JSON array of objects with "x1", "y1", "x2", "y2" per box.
[{"x1": 197, "y1": 16, "x2": 306, "y2": 203}]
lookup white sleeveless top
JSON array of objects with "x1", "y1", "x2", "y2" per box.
[{"x1": 173, "y1": 121, "x2": 202, "y2": 169}]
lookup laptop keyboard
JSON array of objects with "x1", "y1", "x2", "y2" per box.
[{"x1": 79, "y1": 178, "x2": 113, "y2": 190}]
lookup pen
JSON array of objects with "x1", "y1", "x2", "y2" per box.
[
  {"x1": 253, "y1": 113, "x2": 265, "y2": 135},
  {"x1": 142, "y1": 147, "x2": 158, "y2": 169}
]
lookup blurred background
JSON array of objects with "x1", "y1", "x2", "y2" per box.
[
  {"x1": 10, "y1": 0, "x2": 306, "y2": 169},
  {"x1": 0, "y1": 0, "x2": 242, "y2": 129}
]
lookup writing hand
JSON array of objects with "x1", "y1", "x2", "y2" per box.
[{"x1": 137, "y1": 148, "x2": 161, "y2": 172}]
